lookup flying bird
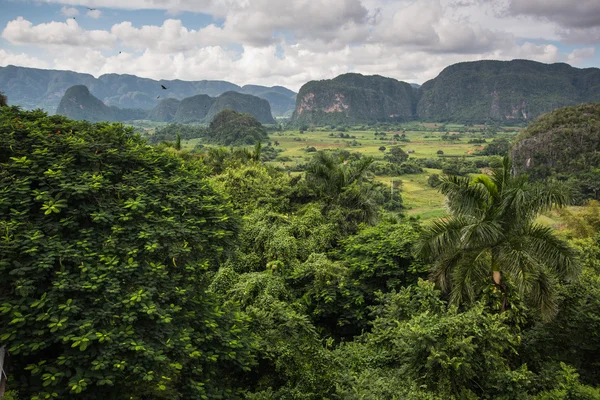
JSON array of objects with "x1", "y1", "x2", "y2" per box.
[
  {"x1": 119, "y1": 51, "x2": 122, "y2": 54},
  {"x1": 161, "y1": 85, "x2": 168, "y2": 90},
  {"x1": 87, "y1": 7, "x2": 97, "y2": 10},
  {"x1": 156, "y1": 96, "x2": 160, "y2": 99}
]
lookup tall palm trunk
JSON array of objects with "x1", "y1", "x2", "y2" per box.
[{"x1": 491, "y1": 250, "x2": 508, "y2": 312}]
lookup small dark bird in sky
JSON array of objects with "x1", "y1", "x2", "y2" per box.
[
  {"x1": 87, "y1": 7, "x2": 97, "y2": 10},
  {"x1": 156, "y1": 96, "x2": 160, "y2": 99},
  {"x1": 161, "y1": 85, "x2": 168, "y2": 90},
  {"x1": 72, "y1": 17, "x2": 76, "y2": 19},
  {"x1": 119, "y1": 51, "x2": 122, "y2": 54}
]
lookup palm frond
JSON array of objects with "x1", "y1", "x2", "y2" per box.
[
  {"x1": 523, "y1": 265, "x2": 559, "y2": 322},
  {"x1": 459, "y1": 220, "x2": 503, "y2": 250},
  {"x1": 528, "y1": 181, "x2": 571, "y2": 215},
  {"x1": 416, "y1": 216, "x2": 472, "y2": 260},
  {"x1": 430, "y1": 250, "x2": 463, "y2": 294},
  {"x1": 438, "y1": 174, "x2": 491, "y2": 217},
  {"x1": 449, "y1": 249, "x2": 491, "y2": 306},
  {"x1": 496, "y1": 241, "x2": 539, "y2": 296},
  {"x1": 523, "y1": 224, "x2": 580, "y2": 281}
]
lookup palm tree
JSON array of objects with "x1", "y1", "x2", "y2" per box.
[
  {"x1": 417, "y1": 157, "x2": 579, "y2": 320},
  {"x1": 305, "y1": 151, "x2": 378, "y2": 225}
]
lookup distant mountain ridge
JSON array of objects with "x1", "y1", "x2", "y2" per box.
[
  {"x1": 0, "y1": 65, "x2": 296, "y2": 117},
  {"x1": 56, "y1": 85, "x2": 276, "y2": 124},
  {"x1": 292, "y1": 60, "x2": 600, "y2": 124}
]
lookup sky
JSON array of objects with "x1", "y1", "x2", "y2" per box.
[{"x1": 0, "y1": 0, "x2": 599, "y2": 91}]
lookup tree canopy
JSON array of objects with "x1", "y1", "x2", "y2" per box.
[
  {"x1": 418, "y1": 157, "x2": 580, "y2": 320},
  {"x1": 0, "y1": 107, "x2": 254, "y2": 399}
]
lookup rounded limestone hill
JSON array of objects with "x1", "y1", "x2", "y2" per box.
[
  {"x1": 148, "y1": 98, "x2": 181, "y2": 122},
  {"x1": 206, "y1": 91, "x2": 276, "y2": 124},
  {"x1": 56, "y1": 84, "x2": 113, "y2": 122},
  {"x1": 417, "y1": 59, "x2": 600, "y2": 123},
  {"x1": 207, "y1": 109, "x2": 269, "y2": 146},
  {"x1": 173, "y1": 94, "x2": 215, "y2": 123},
  {"x1": 292, "y1": 73, "x2": 418, "y2": 125},
  {"x1": 512, "y1": 103, "x2": 600, "y2": 200}
]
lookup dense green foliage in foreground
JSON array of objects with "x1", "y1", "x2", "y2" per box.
[
  {"x1": 513, "y1": 103, "x2": 600, "y2": 202},
  {"x1": 1, "y1": 107, "x2": 600, "y2": 399}
]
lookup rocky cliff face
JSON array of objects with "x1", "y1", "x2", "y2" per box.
[
  {"x1": 292, "y1": 73, "x2": 418, "y2": 124},
  {"x1": 512, "y1": 103, "x2": 600, "y2": 174}
]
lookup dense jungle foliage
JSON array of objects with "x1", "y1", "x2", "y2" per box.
[
  {"x1": 512, "y1": 104, "x2": 600, "y2": 202},
  {"x1": 1, "y1": 106, "x2": 600, "y2": 399}
]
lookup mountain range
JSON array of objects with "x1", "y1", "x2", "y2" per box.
[
  {"x1": 4, "y1": 59, "x2": 600, "y2": 125},
  {"x1": 56, "y1": 85, "x2": 276, "y2": 124},
  {"x1": 0, "y1": 65, "x2": 297, "y2": 117},
  {"x1": 292, "y1": 59, "x2": 600, "y2": 124}
]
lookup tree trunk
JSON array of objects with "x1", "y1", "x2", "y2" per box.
[
  {"x1": 492, "y1": 251, "x2": 508, "y2": 312},
  {"x1": 0, "y1": 345, "x2": 6, "y2": 397}
]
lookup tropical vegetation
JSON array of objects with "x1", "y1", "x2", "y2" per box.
[{"x1": 1, "y1": 105, "x2": 599, "y2": 399}]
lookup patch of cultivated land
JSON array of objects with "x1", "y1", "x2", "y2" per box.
[{"x1": 267, "y1": 123, "x2": 520, "y2": 220}]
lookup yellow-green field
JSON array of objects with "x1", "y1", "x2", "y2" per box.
[{"x1": 258, "y1": 124, "x2": 520, "y2": 220}]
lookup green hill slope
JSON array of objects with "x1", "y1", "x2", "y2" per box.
[
  {"x1": 417, "y1": 60, "x2": 600, "y2": 123},
  {"x1": 206, "y1": 91, "x2": 276, "y2": 124},
  {"x1": 291, "y1": 73, "x2": 418, "y2": 124},
  {"x1": 512, "y1": 103, "x2": 600, "y2": 200},
  {"x1": 0, "y1": 65, "x2": 296, "y2": 115},
  {"x1": 172, "y1": 94, "x2": 215, "y2": 123},
  {"x1": 147, "y1": 98, "x2": 181, "y2": 122}
]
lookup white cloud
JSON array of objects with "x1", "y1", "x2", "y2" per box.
[
  {"x1": 86, "y1": 9, "x2": 102, "y2": 19},
  {"x1": 567, "y1": 47, "x2": 596, "y2": 65},
  {"x1": 0, "y1": 49, "x2": 49, "y2": 69},
  {"x1": 60, "y1": 6, "x2": 79, "y2": 17},
  {"x1": 2, "y1": 17, "x2": 115, "y2": 48}
]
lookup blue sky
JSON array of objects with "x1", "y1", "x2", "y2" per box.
[{"x1": 0, "y1": 0, "x2": 598, "y2": 90}]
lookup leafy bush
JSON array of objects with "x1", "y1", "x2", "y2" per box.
[{"x1": 0, "y1": 108, "x2": 254, "y2": 399}]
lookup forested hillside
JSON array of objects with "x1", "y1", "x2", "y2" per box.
[
  {"x1": 291, "y1": 60, "x2": 600, "y2": 125},
  {"x1": 2, "y1": 102, "x2": 600, "y2": 399},
  {"x1": 512, "y1": 103, "x2": 600, "y2": 201},
  {"x1": 292, "y1": 73, "x2": 418, "y2": 124},
  {"x1": 418, "y1": 60, "x2": 600, "y2": 123}
]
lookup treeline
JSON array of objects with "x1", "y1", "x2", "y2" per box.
[{"x1": 1, "y1": 107, "x2": 600, "y2": 399}]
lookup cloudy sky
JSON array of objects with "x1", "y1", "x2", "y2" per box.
[{"x1": 0, "y1": 0, "x2": 599, "y2": 90}]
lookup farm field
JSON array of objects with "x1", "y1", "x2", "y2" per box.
[{"x1": 262, "y1": 123, "x2": 520, "y2": 219}]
